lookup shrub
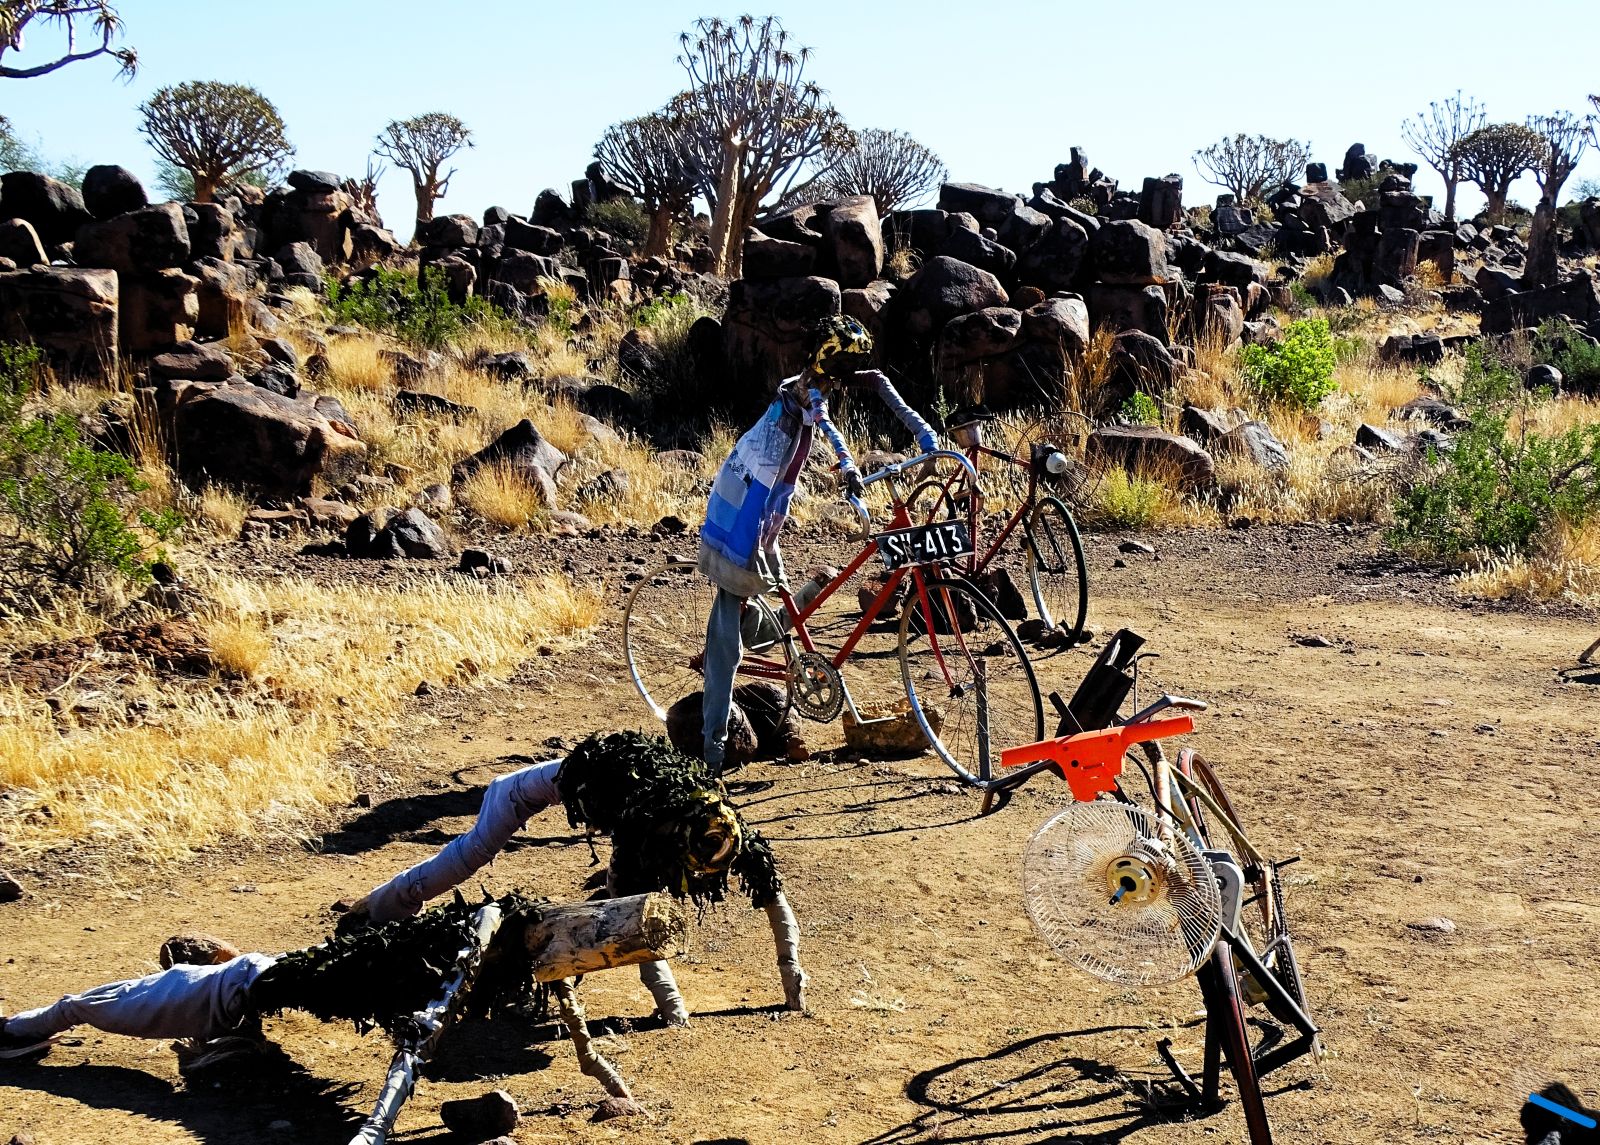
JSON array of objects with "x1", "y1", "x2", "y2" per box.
[
  {"x1": 1091, "y1": 468, "x2": 1174, "y2": 529},
  {"x1": 1534, "y1": 318, "x2": 1600, "y2": 393},
  {"x1": 587, "y1": 197, "x2": 650, "y2": 247},
  {"x1": 326, "y1": 266, "x2": 515, "y2": 349},
  {"x1": 1238, "y1": 317, "x2": 1337, "y2": 410},
  {"x1": 1391, "y1": 345, "x2": 1600, "y2": 559},
  {"x1": 0, "y1": 344, "x2": 181, "y2": 602},
  {"x1": 1119, "y1": 390, "x2": 1161, "y2": 426}
]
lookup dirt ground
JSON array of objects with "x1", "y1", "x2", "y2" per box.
[{"x1": 3, "y1": 524, "x2": 1598, "y2": 1145}]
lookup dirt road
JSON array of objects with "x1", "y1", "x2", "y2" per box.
[{"x1": 3, "y1": 526, "x2": 1597, "y2": 1144}]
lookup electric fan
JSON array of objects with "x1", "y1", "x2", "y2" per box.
[{"x1": 1023, "y1": 801, "x2": 1222, "y2": 987}]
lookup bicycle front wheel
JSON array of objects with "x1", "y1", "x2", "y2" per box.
[
  {"x1": 897, "y1": 575, "x2": 1043, "y2": 785},
  {"x1": 1024, "y1": 494, "x2": 1089, "y2": 642}
]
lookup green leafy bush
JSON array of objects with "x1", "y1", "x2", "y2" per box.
[
  {"x1": 587, "y1": 197, "x2": 650, "y2": 247},
  {"x1": 1534, "y1": 319, "x2": 1600, "y2": 393},
  {"x1": 1391, "y1": 345, "x2": 1600, "y2": 558},
  {"x1": 326, "y1": 266, "x2": 515, "y2": 349},
  {"x1": 1238, "y1": 317, "x2": 1338, "y2": 410},
  {"x1": 0, "y1": 345, "x2": 180, "y2": 602},
  {"x1": 1119, "y1": 390, "x2": 1161, "y2": 426}
]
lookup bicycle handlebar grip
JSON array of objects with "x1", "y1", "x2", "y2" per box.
[{"x1": 844, "y1": 494, "x2": 872, "y2": 539}]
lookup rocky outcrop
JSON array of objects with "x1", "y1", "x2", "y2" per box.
[{"x1": 0, "y1": 267, "x2": 119, "y2": 376}]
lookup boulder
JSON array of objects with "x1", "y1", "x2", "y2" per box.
[
  {"x1": 150, "y1": 340, "x2": 234, "y2": 382},
  {"x1": 258, "y1": 183, "x2": 354, "y2": 266},
  {"x1": 1179, "y1": 403, "x2": 1232, "y2": 446},
  {"x1": 1337, "y1": 143, "x2": 1376, "y2": 182},
  {"x1": 1088, "y1": 425, "x2": 1215, "y2": 492},
  {"x1": 1021, "y1": 296, "x2": 1090, "y2": 358},
  {"x1": 420, "y1": 214, "x2": 478, "y2": 249},
  {"x1": 1193, "y1": 283, "x2": 1244, "y2": 346},
  {"x1": 167, "y1": 384, "x2": 367, "y2": 497},
  {"x1": 287, "y1": 170, "x2": 342, "y2": 194},
  {"x1": 189, "y1": 203, "x2": 241, "y2": 262},
  {"x1": 1138, "y1": 174, "x2": 1184, "y2": 230},
  {"x1": 75, "y1": 202, "x2": 192, "y2": 274},
  {"x1": 1526, "y1": 363, "x2": 1563, "y2": 390},
  {"x1": 491, "y1": 250, "x2": 560, "y2": 293},
  {"x1": 997, "y1": 202, "x2": 1052, "y2": 255},
  {"x1": 0, "y1": 218, "x2": 47, "y2": 267},
  {"x1": 897, "y1": 256, "x2": 1008, "y2": 339},
  {"x1": 755, "y1": 203, "x2": 825, "y2": 248},
  {"x1": 0, "y1": 267, "x2": 119, "y2": 378},
  {"x1": 822, "y1": 195, "x2": 884, "y2": 288},
  {"x1": 379, "y1": 508, "x2": 452, "y2": 560},
  {"x1": 440, "y1": 1091, "x2": 520, "y2": 1142},
  {"x1": 121, "y1": 268, "x2": 200, "y2": 353},
  {"x1": 0, "y1": 172, "x2": 92, "y2": 245},
  {"x1": 1088, "y1": 283, "x2": 1169, "y2": 343},
  {"x1": 1016, "y1": 217, "x2": 1089, "y2": 293},
  {"x1": 531, "y1": 189, "x2": 573, "y2": 228},
  {"x1": 1355, "y1": 422, "x2": 1405, "y2": 452},
  {"x1": 81, "y1": 165, "x2": 149, "y2": 220},
  {"x1": 742, "y1": 228, "x2": 817, "y2": 279},
  {"x1": 1200, "y1": 249, "x2": 1268, "y2": 292},
  {"x1": 1216, "y1": 421, "x2": 1289, "y2": 473},
  {"x1": 249, "y1": 362, "x2": 300, "y2": 398},
  {"x1": 937, "y1": 182, "x2": 1022, "y2": 229},
  {"x1": 1105, "y1": 330, "x2": 1178, "y2": 405},
  {"x1": 938, "y1": 305, "x2": 1023, "y2": 369},
  {"x1": 1481, "y1": 271, "x2": 1600, "y2": 336},
  {"x1": 189, "y1": 258, "x2": 252, "y2": 338},
  {"x1": 938, "y1": 226, "x2": 1016, "y2": 279},
  {"x1": 721, "y1": 275, "x2": 842, "y2": 395},
  {"x1": 841, "y1": 279, "x2": 895, "y2": 342},
  {"x1": 275, "y1": 241, "x2": 325, "y2": 280},
  {"x1": 504, "y1": 218, "x2": 563, "y2": 256},
  {"x1": 451, "y1": 419, "x2": 568, "y2": 488},
  {"x1": 1089, "y1": 219, "x2": 1169, "y2": 285}
]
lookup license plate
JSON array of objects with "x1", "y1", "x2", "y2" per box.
[{"x1": 876, "y1": 521, "x2": 974, "y2": 570}]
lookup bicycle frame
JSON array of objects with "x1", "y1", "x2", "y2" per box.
[
  {"x1": 731, "y1": 450, "x2": 985, "y2": 727},
  {"x1": 920, "y1": 439, "x2": 1041, "y2": 580}
]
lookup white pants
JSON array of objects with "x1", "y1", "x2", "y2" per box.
[
  {"x1": 363, "y1": 758, "x2": 563, "y2": 923},
  {"x1": 6, "y1": 953, "x2": 276, "y2": 1042}
]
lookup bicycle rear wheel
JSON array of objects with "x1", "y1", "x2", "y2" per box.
[
  {"x1": 897, "y1": 574, "x2": 1043, "y2": 784},
  {"x1": 622, "y1": 563, "x2": 789, "y2": 721},
  {"x1": 1024, "y1": 494, "x2": 1089, "y2": 642}
]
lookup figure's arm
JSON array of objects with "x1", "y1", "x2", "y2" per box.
[
  {"x1": 358, "y1": 760, "x2": 563, "y2": 924},
  {"x1": 856, "y1": 370, "x2": 939, "y2": 454},
  {"x1": 807, "y1": 387, "x2": 865, "y2": 499}
]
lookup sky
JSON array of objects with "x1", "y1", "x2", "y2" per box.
[{"x1": 3, "y1": 0, "x2": 1599, "y2": 236}]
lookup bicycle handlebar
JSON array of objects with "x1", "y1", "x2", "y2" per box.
[{"x1": 860, "y1": 448, "x2": 981, "y2": 489}]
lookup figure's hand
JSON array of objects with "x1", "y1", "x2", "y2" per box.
[
  {"x1": 843, "y1": 468, "x2": 866, "y2": 500},
  {"x1": 916, "y1": 430, "x2": 939, "y2": 455}
]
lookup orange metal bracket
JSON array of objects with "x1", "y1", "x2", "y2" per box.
[{"x1": 999, "y1": 716, "x2": 1195, "y2": 802}]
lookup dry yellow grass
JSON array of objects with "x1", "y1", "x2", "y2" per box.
[
  {"x1": 323, "y1": 335, "x2": 393, "y2": 393},
  {"x1": 0, "y1": 571, "x2": 601, "y2": 859},
  {"x1": 1454, "y1": 521, "x2": 1600, "y2": 604},
  {"x1": 458, "y1": 461, "x2": 551, "y2": 530}
]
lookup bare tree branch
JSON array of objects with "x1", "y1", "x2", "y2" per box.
[
  {"x1": 373, "y1": 111, "x2": 473, "y2": 240},
  {"x1": 1192, "y1": 133, "x2": 1312, "y2": 203},
  {"x1": 138, "y1": 81, "x2": 293, "y2": 203},
  {"x1": 1400, "y1": 90, "x2": 1485, "y2": 221},
  {"x1": 0, "y1": 0, "x2": 136, "y2": 80}
]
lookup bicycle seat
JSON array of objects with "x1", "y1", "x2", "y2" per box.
[{"x1": 943, "y1": 403, "x2": 999, "y2": 430}]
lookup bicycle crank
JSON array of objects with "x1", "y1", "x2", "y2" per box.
[{"x1": 789, "y1": 650, "x2": 845, "y2": 722}]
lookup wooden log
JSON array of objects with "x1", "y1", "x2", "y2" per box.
[{"x1": 526, "y1": 892, "x2": 689, "y2": 982}]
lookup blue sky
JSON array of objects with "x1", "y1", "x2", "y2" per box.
[{"x1": 4, "y1": 0, "x2": 1598, "y2": 234}]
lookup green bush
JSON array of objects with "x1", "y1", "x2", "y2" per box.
[
  {"x1": 0, "y1": 344, "x2": 181, "y2": 602},
  {"x1": 1391, "y1": 345, "x2": 1600, "y2": 559},
  {"x1": 1534, "y1": 319, "x2": 1600, "y2": 393},
  {"x1": 1238, "y1": 317, "x2": 1338, "y2": 410},
  {"x1": 1119, "y1": 390, "x2": 1161, "y2": 426},
  {"x1": 326, "y1": 266, "x2": 515, "y2": 350},
  {"x1": 587, "y1": 198, "x2": 650, "y2": 247}
]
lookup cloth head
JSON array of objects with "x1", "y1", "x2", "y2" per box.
[{"x1": 808, "y1": 315, "x2": 873, "y2": 380}]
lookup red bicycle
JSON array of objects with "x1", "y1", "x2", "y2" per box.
[
  {"x1": 623, "y1": 449, "x2": 1044, "y2": 786},
  {"x1": 905, "y1": 409, "x2": 1092, "y2": 647}
]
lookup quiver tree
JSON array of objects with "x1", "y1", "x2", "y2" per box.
[
  {"x1": 1523, "y1": 111, "x2": 1593, "y2": 287},
  {"x1": 594, "y1": 110, "x2": 698, "y2": 259},
  {"x1": 0, "y1": 1, "x2": 134, "y2": 79},
  {"x1": 1455, "y1": 122, "x2": 1547, "y2": 225},
  {"x1": 1400, "y1": 90, "x2": 1486, "y2": 221},
  {"x1": 808, "y1": 127, "x2": 947, "y2": 214},
  {"x1": 138, "y1": 81, "x2": 293, "y2": 203},
  {"x1": 1192, "y1": 133, "x2": 1312, "y2": 203},
  {"x1": 373, "y1": 112, "x2": 472, "y2": 241},
  {"x1": 671, "y1": 15, "x2": 853, "y2": 277}
]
